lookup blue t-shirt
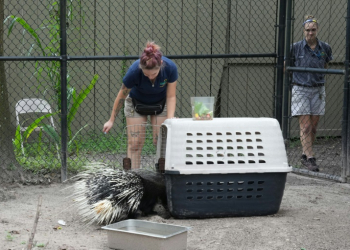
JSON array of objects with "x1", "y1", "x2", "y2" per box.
[
  {"x1": 123, "y1": 56, "x2": 178, "y2": 104},
  {"x1": 290, "y1": 39, "x2": 333, "y2": 86}
]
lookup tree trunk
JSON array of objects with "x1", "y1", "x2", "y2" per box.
[{"x1": 0, "y1": 0, "x2": 25, "y2": 184}]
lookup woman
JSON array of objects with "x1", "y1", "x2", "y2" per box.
[
  {"x1": 103, "y1": 41, "x2": 178, "y2": 169},
  {"x1": 290, "y1": 15, "x2": 333, "y2": 172}
]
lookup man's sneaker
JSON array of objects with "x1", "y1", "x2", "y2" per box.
[
  {"x1": 301, "y1": 154, "x2": 307, "y2": 165},
  {"x1": 306, "y1": 157, "x2": 319, "y2": 172}
]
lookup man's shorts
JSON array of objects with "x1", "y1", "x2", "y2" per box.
[
  {"x1": 291, "y1": 85, "x2": 325, "y2": 117},
  {"x1": 124, "y1": 95, "x2": 167, "y2": 118}
]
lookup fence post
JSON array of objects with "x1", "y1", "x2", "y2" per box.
[
  {"x1": 343, "y1": 0, "x2": 350, "y2": 182},
  {"x1": 275, "y1": 0, "x2": 287, "y2": 127},
  {"x1": 60, "y1": 0, "x2": 68, "y2": 182},
  {"x1": 282, "y1": 0, "x2": 293, "y2": 141}
]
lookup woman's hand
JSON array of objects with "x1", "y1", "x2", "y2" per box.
[{"x1": 103, "y1": 120, "x2": 114, "y2": 134}]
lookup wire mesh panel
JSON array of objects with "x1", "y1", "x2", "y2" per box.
[
  {"x1": 1, "y1": 0, "x2": 349, "y2": 184},
  {"x1": 285, "y1": 0, "x2": 348, "y2": 179}
]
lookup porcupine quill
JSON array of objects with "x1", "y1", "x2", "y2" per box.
[{"x1": 69, "y1": 163, "x2": 166, "y2": 225}]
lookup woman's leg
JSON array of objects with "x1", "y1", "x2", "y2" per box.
[
  {"x1": 150, "y1": 115, "x2": 168, "y2": 146},
  {"x1": 299, "y1": 115, "x2": 320, "y2": 158},
  {"x1": 126, "y1": 116, "x2": 147, "y2": 169}
]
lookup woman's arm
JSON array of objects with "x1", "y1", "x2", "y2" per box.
[
  {"x1": 166, "y1": 81, "x2": 177, "y2": 119},
  {"x1": 103, "y1": 84, "x2": 131, "y2": 133}
]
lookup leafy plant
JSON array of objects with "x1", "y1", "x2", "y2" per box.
[
  {"x1": 13, "y1": 75, "x2": 98, "y2": 157},
  {"x1": 6, "y1": 1, "x2": 98, "y2": 157}
]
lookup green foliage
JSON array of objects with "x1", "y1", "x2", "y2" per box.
[
  {"x1": 5, "y1": 232, "x2": 14, "y2": 241},
  {"x1": 6, "y1": 2, "x2": 98, "y2": 157}
]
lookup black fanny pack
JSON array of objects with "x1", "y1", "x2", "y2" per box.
[{"x1": 132, "y1": 97, "x2": 166, "y2": 115}]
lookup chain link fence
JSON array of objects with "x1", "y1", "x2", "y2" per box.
[{"x1": 1, "y1": 0, "x2": 349, "y2": 183}]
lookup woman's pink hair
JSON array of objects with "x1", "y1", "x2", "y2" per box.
[{"x1": 139, "y1": 41, "x2": 163, "y2": 69}]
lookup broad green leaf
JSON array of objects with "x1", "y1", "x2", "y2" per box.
[
  {"x1": 7, "y1": 15, "x2": 46, "y2": 56},
  {"x1": 13, "y1": 125, "x2": 23, "y2": 153},
  {"x1": 23, "y1": 112, "x2": 57, "y2": 140},
  {"x1": 67, "y1": 74, "x2": 98, "y2": 126},
  {"x1": 41, "y1": 124, "x2": 60, "y2": 145}
]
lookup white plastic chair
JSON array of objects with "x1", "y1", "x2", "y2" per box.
[{"x1": 15, "y1": 98, "x2": 56, "y2": 155}]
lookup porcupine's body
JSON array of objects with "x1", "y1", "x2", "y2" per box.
[{"x1": 70, "y1": 165, "x2": 166, "y2": 225}]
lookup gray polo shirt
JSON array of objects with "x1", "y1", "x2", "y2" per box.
[{"x1": 290, "y1": 39, "x2": 333, "y2": 86}]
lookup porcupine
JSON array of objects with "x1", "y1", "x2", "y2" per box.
[{"x1": 70, "y1": 164, "x2": 167, "y2": 225}]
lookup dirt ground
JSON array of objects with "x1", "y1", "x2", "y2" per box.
[{"x1": 1, "y1": 173, "x2": 350, "y2": 250}]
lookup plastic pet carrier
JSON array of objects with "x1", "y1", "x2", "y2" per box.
[{"x1": 156, "y1": 118, "x2": 291, "y2": 218}]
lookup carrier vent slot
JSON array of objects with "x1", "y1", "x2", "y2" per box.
[
  {"x1": 217, "y1": 196, "x2": 224, "y2": 199},
  {"x1": 197, "y1": 140, "x2": 203, "y2": 143},
  {"x1": 197, "y1": 182, "x2": 204, "y2": 185},
  {"x1": 255, "y1": 132, "x2": 261, "y2": 135},
  {"x1": 249, "y1": 160, "x2": 255, "y2": 164},
  {"x1": 197, "y1": 189, "x2": 203, "y2": 193},
  {"x1": 207, "y1": 147, "x2": 213, "y2": 150},
  {"x1": 217, "y1": 182, "x2": 224, "y2": 185},
  {"x1": 186, "y1": 147, "x2": 193, "y2": 150},
  {"x1": 197, "y1": 196, "x2": 203, "y2": 200},
  {"x1": 227, "y1": 181, "x2": 234, "y2": 185},
  {"x1": 207, "y1": 189, "x2": 214, "y2": 192},
  {"x1": 216, "y1": 132, "x2": 222, "y2": 135},
  {"x1": 248, "y1": 181, "x2": 254, "y2": 184},
  {"x1": 207, "y1": 196, "x2": 214, "y2": 199},
  {"x1": 259, "y1": 160, "x2": 266, "y2": 163},
  {"x1": 186, "y1": 140, "x2": 193, "y2": 143},
  {"x1": 217, "y1": 161, "x2": 224, "y2": 164},
  {"x1": 227, "y1": 195, "x2": 233, "y2": 199},
  {"x1": 238, "y1": 181, "x2": 244, "y2": 185},
  {"x1": 197, "y1": 133, "x2": 203, "y2": 136},
  {"x1": 207, "y1": 182, "x2": 214, "y2": 185},
  {"x1": 186, "y1": 154, "x2": 193, "y2": 157},
  {"x1": 258, "y1": 153, "x2": 265, "y2": 156},
  {"x1": 248, "y1": 146, "x2": 253, "y2": 149},
  {"x1": 227, "y1": 139, "x2": 233, "y2": 142},
  {"x1": 228, "y1": 153, "x2": 234, "y2": 157},
  {"x1": 207, "y1": 140, "x2": 213, "y2": 143},
  {"x1": 186, "y1": 189, "x2": 192, "y2": 193},
  {"x1": 256, "y1": 195, "x2": 263, "y2": 198},
  {"x1": 186, "y1": 182, "x2": 193, "y2": 185},
  {"x1": 236, "y1": 132, "x2": 242, "y2": 135},
  {"x1": 217, "y1": 189, "x2": 224, "y2": 192},
  {"x1": 256, "y1": 139, "x2": 262, "y2": 142},
  {"x1": 207, "y1": 161, "x2": 214, "y2": 164},
  {"x1": 197, "y1": 147, "x2": 203, "y2": 150},
  {"x1": 187, "y1": 133, "x2": 193, "y2": 136},
  {"x1": 228, "y1": 161, "x2": 235, "y2": 164},
  {"x1": 206, "y1": 132, "x2": 212, "y2": 136},
  {"x1": 247, "y1": 195, "x2": 252, "y2": 198},
  {"x1": 227, "y1": 188, "x2": 233, "y2": 192},
  {"x1": 216, "y1": 139, "x2": 223, "y2": 143},
  {"x1": 217, "y1": 146, "x2": 224, "y2": 150},
  {"x1": 258, "y1": 181, "x2": 265, "y2": 184},
  {"x1": 227, "y1": 146, "x2": 234, "y2": 150},
  {"x1": 196, "y1": 154, "x2": 204, "y2": 157},
  {"x1": 246, "y1": 139, "x2": 252, "y2": 142},
  {"x1": 237, "y1": 139, "x2": 243, "y2": 142},
  {"x1": 245, "y1": 132, "x2": 251, "y2": 135},
  {"x1": 186, "y1": 161, "x2": 193, "y2": 165},
  {"x1": 226, "y1": 132, "x2": 232, "y2": 135},
  {"x1": 257, "y1": 188, "x2": 264, "y2": 191},
  {"x1": 248, "y1": 153, "x2": 254, "y2": 156},
  {"x1": 196, "y1": 161, "x2": 204, "y2": 165}
]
